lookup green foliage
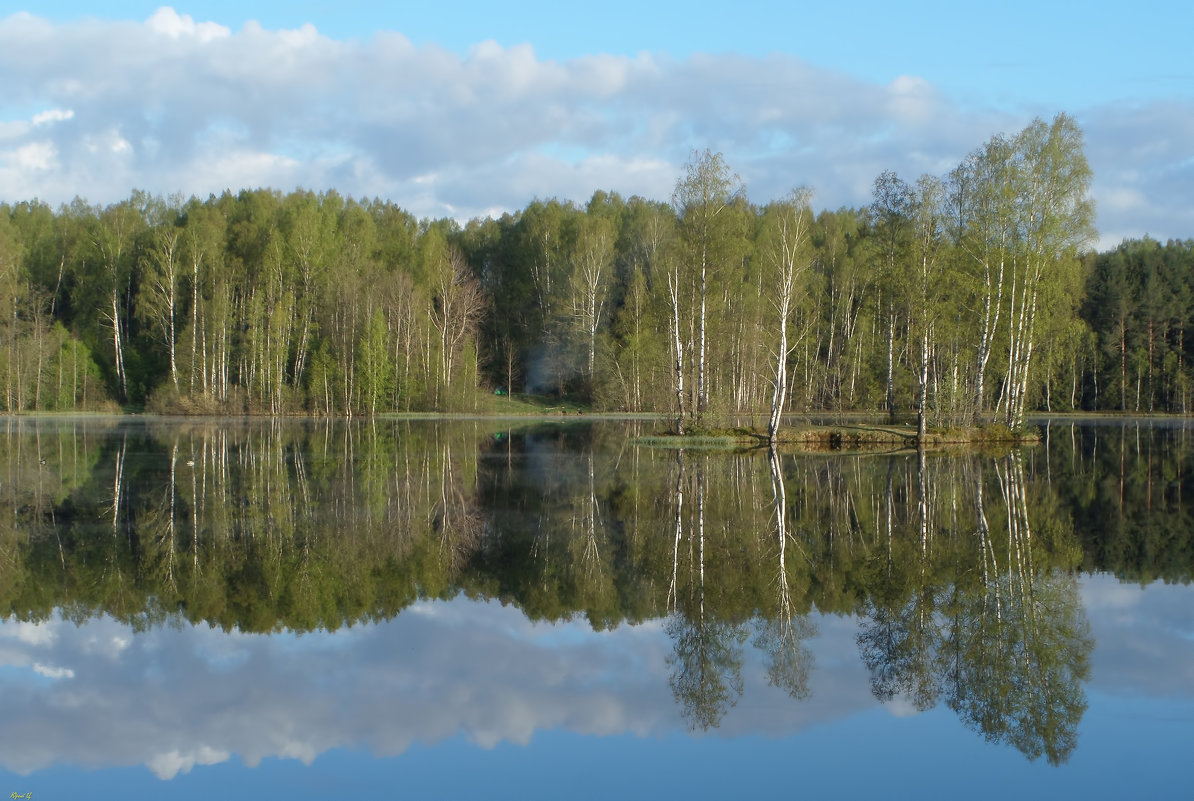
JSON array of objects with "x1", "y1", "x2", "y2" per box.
[
  {"x1": 13, "y1": 114, "x2": 1194, "y2": 420},
  {"x1": 1082, "y1": 237, "x2": 1194, "y2": 411}
]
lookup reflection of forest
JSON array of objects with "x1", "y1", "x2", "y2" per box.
[{"x1": 2, "y1": 419, "x2": 1191, "y2": 762}]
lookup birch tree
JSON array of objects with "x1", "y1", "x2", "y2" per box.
[
  {"x1": 281, "y1": 191, "x2": 337, "y2": 388},
  {"x1": 430, "y1": 240, "x2": 485, "y2": 405},
  {"x1": 180, "y1": 200, "x2": 226, "y2": 400},
  {"x1": 141, "y1": 215, "x2": 184, "y2": 391},
  {"x1": 870, "y1": 171, "x2": 914, "y2": 419},
  {"x1": 567, "y1": 213, "x2": 616, "y2": 389},
  {"x1": 953, "y1": 114, "x2": 1095, "y2": 430},
  {"x1": 1001, "y1": 114, "x2": 1095, "y2": 430},
  {"x1": 518, "y1": 199, "x2": 574, "y2": 392},
  {"x1": 760, "y1": 188, "x2": 814, "y2": 442},
  {"x1": 673, "y1": 150, "x2": 746, "y2": 425},
  {"x1": 609, "y1": 198, "x2": 673, "y2": 412},
  {"x1": 0, "y1": 211, "x2": 25, "y2": 409},
  {"x1": 88, "y1": 200, "x2": 143, "y2": 402},
  {"x1": 908, "y1": 175, "x2": 948, "y2": 443},
  {"x1": 950, "y1": 134, "x2": 1017, "y2": 422}
]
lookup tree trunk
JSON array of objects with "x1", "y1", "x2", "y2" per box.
[
  {"x1": 768, "y1": 305, "x2": 789, "y2": 443},
  {"x1": 917, "y1": 328, "x2": 929, "y2": 446},
  {"x1": 886, "y1": 296, "x2": 895, "y2": 420},
  {"x1": 697, "y1": 244, "x2": 708, "y2": 420},
  {"x1": 111, "y1": 288, "x2": 127, "y2": 401},
  {"x1": 669, "y1": 271, "x2": 686, "y2": 436}
]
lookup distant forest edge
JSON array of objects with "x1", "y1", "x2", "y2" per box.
[{"x1": 0, "y1": 112, "x2": 1189, "y2": 428}]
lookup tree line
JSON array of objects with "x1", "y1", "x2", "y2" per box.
[{"x1": 1, "y1": 112, "x2": 1187, "y2": 427}]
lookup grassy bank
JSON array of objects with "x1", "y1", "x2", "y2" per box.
[{"x1": 636, "y1": 422, "x2": 1039, "y2": 451}]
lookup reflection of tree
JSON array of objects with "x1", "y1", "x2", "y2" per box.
[
  {"x1": 433, "y1": 439, "x2": 483, "y2": 573},
  {"x1": 856, "y1": 451, "x2": 1093, "y2": 764},
  {"x1": 139, "y1": 440, "x2": 181, "y2": 591},
  {"x1": 569, "y1": 451, "x2": 611, "y2": 602},
  {"x1": 858, "y1": 594, "x2": 941, "y2": 710},
  {"x1": 1059, "y1": 422, "x2": 1194, "y2": 583},
  {"x1": 665, "y1": 454, "x2": 747, "y2": 729},
  {"x1": 110, "y1": 432, "x2": 127, "y2": 536},
  {"x1": 3, "y1": 419, "x2": 1112, "y2": 762},
  {"x1": 943, "y1": 453, "x2": 1092, "y2": 766},
  {"x1": 945, "y1": 569, "x2": 1090, "y2": 766},
  {"x1": 667, "y1": 614, "x2": 747, "y2": 731},
  {"x1": 8, "y1": 419, "x2": 496, "y2": 630},
  {"x1": 753, "y1": 446, "x2": 815, "y2": 700},
  {"x1": 858, "y1": 449, "x2": 940, "y2": 710},
  {"x1": 483, "y1": 430, "x2": 623, "y2": 626},
  {"x1": 667, "y1": 450, "x2": 684, "y2": 613}
]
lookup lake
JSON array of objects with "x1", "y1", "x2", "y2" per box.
[{"x1": 1, "y1": 417, "x2": 1191, "y2": 799}]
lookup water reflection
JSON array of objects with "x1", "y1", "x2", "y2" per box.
[
  {"x1": 758, "y1": 445, "x2": 816, "y2": 703},
  {"x1": 0, "y1": 601, "x2": 680, "y2": 779},
  {"x1": 1, "y1": 417, "x2": 1192, "y2": 782},
  {"x1": 854, "y1": 451, "x2": 1092, "y2": 765}
]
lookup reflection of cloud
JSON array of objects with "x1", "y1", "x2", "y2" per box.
[
  {"x1": 884, "y1": 697, "x2": 925, "y2": 719},
  {"x1": 0, "y1": 600, "x2": 875, "y2": 780},
  {"x1": 1082, "y1": 574, "x2": 1194, "y2": 698},
  {"x1": 32, "y1": 663, "x2": 75, "y2": 680},
  {"x1": 2, "y1": 579, "x2": 1185, "y2": 781},
  {"x1": 1081, "y1": 577, "x2": 1146, "y2": 611},
  {"x1": 147, "y1": 746, "x2": 231, "y2": 781},
  {"x1": 2, "y1": 617, "x2": 59, "y2": 646}
]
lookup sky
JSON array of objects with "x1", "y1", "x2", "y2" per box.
[
  {"x1": 2, "y1": 577, "x2": 1193, "y2": 797},
  {"x1": 1, "y1": 1, "x2": 1191, "y2": 248}
]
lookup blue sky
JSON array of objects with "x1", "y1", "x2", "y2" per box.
[
  {"x1": 2, "y1": 577, "x2": 1193, "y2": 797},
  {"x1": 2, "y1": 1, "x2": 1192, "y2": 246}
]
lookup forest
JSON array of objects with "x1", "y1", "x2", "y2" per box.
[{"x1": 0, "y1": 112, "x2": 1189, "y2": 429}]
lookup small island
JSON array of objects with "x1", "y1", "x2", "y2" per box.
[{"x1": 637, "y1": 421, "x2": 1036, "y2": 452}]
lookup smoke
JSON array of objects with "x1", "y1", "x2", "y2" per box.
[{"x1": 522, "y1": 342, "x2": 584, "y2": 395}]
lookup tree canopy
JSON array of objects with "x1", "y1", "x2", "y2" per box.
[{"x1": 2, "y1": 114, "x2": 1183, "y2": 426}]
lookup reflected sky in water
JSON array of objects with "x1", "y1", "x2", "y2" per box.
[
  {"x1": 2, "y1": 417, "x2": 1193, "y2": 798},
  {"x1": 2, "y1": 572, "x2": 1192, "y2": 799}
]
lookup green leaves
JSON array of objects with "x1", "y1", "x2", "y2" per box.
[{"x1": 0, "y1": 113, "x2": 1147, "y2": 417}]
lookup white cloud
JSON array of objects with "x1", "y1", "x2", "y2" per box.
[
  {"x1": 0, "y1": 121, "x2": 30, "y2": 141},
  {"x1": 32, "y1": 662, "x2": 75, "y2": 680},
  {"x1": 5, "y1": 139, "x2": 54, "y2": 171},
  {"x1": 884, "y1": 696, "x2": 925, "y2": 718},
  {"x1": 0, "y1": 600, "x2": 867, "y2": 779},
  {"x1": 168, "y1": 146, "x2": 302, "y2": 197},
  {"x1": 0, "y1": 9, "x2": 1187, "y2": 244},
  {"x1": 3, "y1": 618, "x2": 57, "y2": 647},
  {"x1": 145, "y1": 7, "x2": 230, "y2": 43},
  {"x1": 0, "y1": 577, "x2": 1189, "y2": 782},
  {"x1": 82, "y1": 633, "x2": 131, "y2": 660},
  {"x1": 885, "y1": 74, "x2": 940, "y2": 126},
  {"x1": 1081, "y1": 576, "x2": 1144, "y2": 610},
  {"x1": 1082, "y1": 574, "x2": 1194, "y2": 697},
  {"x1": 147, "y1": 745, "x2": 231, "y2": 780},
  {"x1": 32, "y1": 108, "x2": 73, "y2": 126}
]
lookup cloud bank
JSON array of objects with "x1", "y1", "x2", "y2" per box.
[
  {"x1": 1, "y1": 575, "x2": 1190, "y2": 782},
  {"x1": 0, "y1": 7, "x2": 1190, "y2": 246},
  {"x1": 0, "y1": 600, "x2": 870, "y2": 780}
]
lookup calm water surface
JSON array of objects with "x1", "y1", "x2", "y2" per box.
[{"x1": 1, "y1": 417, "x2": 1191, "y2": 799}]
